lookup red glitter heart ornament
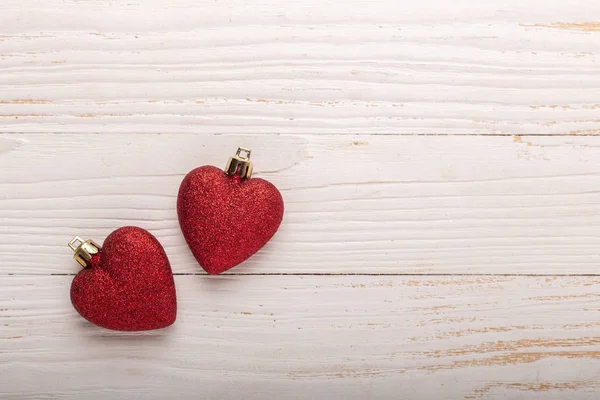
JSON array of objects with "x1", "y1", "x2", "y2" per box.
[
  {"x1": 69, "y1": 227, "x2": 177, "y2": 331},
  {"x1": 177, "y1": 148, "x2": 284, "y2": 274}
]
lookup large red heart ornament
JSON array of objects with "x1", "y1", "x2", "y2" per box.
[
  {"x1": 70, "y1": 226, "x2": 177, "y2": 331},
  {"x1": 177, "y1": 165, "x2": 284, "y2": 274}
]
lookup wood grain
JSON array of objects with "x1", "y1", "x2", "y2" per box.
[
  {"x1": 2, "y1": 133, "x2": 600, "y2": 275},
  {"x1": 0, "y1": 0, "x2": 599, "y2": 135},
  {"x1": 2, "y1": 275, "x2": 600, "y2": 400},
  {"x1": 2, "y1": 1, "x2": 600, "y2": 398}
]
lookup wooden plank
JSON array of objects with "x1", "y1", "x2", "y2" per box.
[
  {"x1": 3, "y1": 133, "x2": 600, "y2": 275},
  {"x1": 2, "y1": 275, "x2": 600, "y2": 399},
  {"x1": 0, "y1": 0, "x2": 599, "y2": 134}
]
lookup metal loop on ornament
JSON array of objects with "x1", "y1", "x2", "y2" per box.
[
  {"x1": 68, "y1": 236, "x2": 85, "y2": 252},
  {"x1": 235, "y1": 147, "x2": 251, "y2": 160},
  {"x1": 226, "y1": 147, "x2": 253, "y2": 179},
  {"x1": 68, "y1": 236, "x2": 101, "y2": 268}
]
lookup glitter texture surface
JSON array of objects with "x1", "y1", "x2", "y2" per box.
[
  {"x1": 70, "y1": 227, "x2": 177, "y2": 331},
  {"x1": 177, "y1": 165, "x2": 284, "y2": 274}
]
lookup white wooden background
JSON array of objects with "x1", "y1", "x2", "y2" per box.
[{"x1": 2, "y1": 0, "x2": 600, "y2": 399}]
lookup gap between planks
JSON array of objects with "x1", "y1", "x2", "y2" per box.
[
  {"x1": 10, "y1": 272, "x2": 600, "y2": 277},
  {"x1": 3, "y1": 132, "x2": 600, "y2": 137}
]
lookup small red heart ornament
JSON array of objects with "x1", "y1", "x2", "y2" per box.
[
  {"x1": 70, "y1": 226, "x2": 177, "y2": 331},
  {"x1": 177, "y1": 149, "x2": 284, "y2": 275}
]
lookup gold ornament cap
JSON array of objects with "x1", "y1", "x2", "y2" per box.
[
  {"x1": 68, "y1": 236, "x2": 101, "y2": 268},
  {"x1": 225, "y1": 147, "x2": 253, "y2": 179}
]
